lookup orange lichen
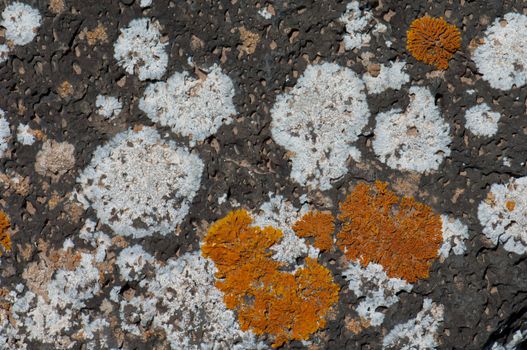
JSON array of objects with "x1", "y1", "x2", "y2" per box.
[
  {"x1": 337, "y1": 181, "x2": 442, "y2": 283},
  {"x1": 506, "y1": 200, "x2": 516, "y2": 212},
  {"x1": 202, "y1": 209, "x2": 339, "y2": 347},
  {"x1": 406, "y1": 16, "x2": 461, "y2": 70},
  {"x1": 0, "y1": 211, "x2": 12, "y2": 256},
  {"x1": 293, "y1": 211, "x2": 335, "y2": 251}
]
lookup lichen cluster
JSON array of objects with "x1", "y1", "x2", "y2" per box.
[
  {"x1": 406, "y1": 16, "x2": 461, "y2": 69},
  {"x1": 202, "y1": 209, "x2": 339, "y2": 347},
  {"x1": 292, "y1": 211, "x2": 335, "y2": 251},
  {"x1": 337, "y1": 181, "x2": 443, "y2": 283},
  {"x1": 0, "y1": 211, "x2": 11, "y2": 256}
]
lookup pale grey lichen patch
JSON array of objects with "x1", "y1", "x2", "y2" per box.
[
  {"x1": 339, "y1": 1, "x2": 374, "y2": 50},
  {"x1": 372, "y1": 86, "x2": 451, "y2": 173},
  {"x1": 139, "y1": 64, "x2": 236, "y2": 144},
  {"x1": 363, "y1": 61, "x2": 410, "y2": 94},
  {"x1": 16, "y1": 123, "x2": 35, "y2": 145},
  {"x1": 270, "y1": 62, "x2": 370, "y2": 190},
  {"x1": 439, "y1": 214, "x2": 469, "y2": 258},
  {"x1": 0, "y1": 110, "x2": 10, "y2": 158},
  {"x1": 113, "y1": 18, "x2": 168, "y2": 81},
  {"x1": 0, "y1": 44, "x2": 9, "y2": 63},
  {"x1": 473, "y1": 12, "x2": 527, "y2": 90},
  {"x1": 383, "y1": 298, "x2": 445, "y2": 349},
  {"x1": 95, "y1": 95, "x2": 122, "y2": 119},
  {"x1": 1, "y1": 2, "x2": 41, "y2": 46},
  {"x1": 491, "y1": 330, "x2": 527, "y2": 350},
  {"x1": 252, "y1": 193, "x2": 318, "y2": 265},
  {"x1": 343, "y1": 262, "x2": 412, "y2": 326},
  {"x1": 35, "y1": 140, "x2": 76, "y2": 182},
  {"x1": 464, "y1": 103, "x2": 501, "y2": 137},
  {"x1": 116, "y1": 245, "x2": 154, "y2": 281},
  {"x1": 76, "y1": 127, "x2": 204, "y2": 238},
  {"x1": 478, "y1": 176, "x2": 527, "y2": 255},
  {"x1": 116, "y1": 251, "x2": 266, "y2": 349}
]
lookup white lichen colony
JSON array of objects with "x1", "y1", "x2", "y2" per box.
[
  {"x1": 95, "y1": 95, "x2": 123, "y2": 119},
  {"x1": 16, "y1": 123, "x2": 35, "y2": 145},
  {"x1": 116, "y1": 250, "x2": 265, "y2": 349},
  {"x1": 0, "y1": 110, "x2": 10, "y2": 158},
  {"x1": 343, "y1": 262, "x2": 412, "y2": 326},
  {"x1": 139, "y1": 64, "x2": 236, "y2": 144},
  {"x1": 372, "y1": 86, "x2": 451, "y2": 173},
  {"x1": 478, "y1": 176, "x2": 527, "y2": 255},
  {"x1": 491, "y1": 330, "x2": 527, "y2": 350},
  {"x1": 252, "y1": 193, "x2": 318, "y2": 265},
  {"x1": 464, "y1": 103, "x2": 501, "y2": 137},
  {"x1": 270, "y1": 62, "x2": 370, "y2": 190},
  {"x1": 4, "y1": 239, "x2": 112, "y2": 349},
  {"x1": 1, "y1": 2, "x2": 41, "y2": 46},
  {"x1": 439, "y1": 215, "x2": 469, "y2": 259},
  {"x1": 339, "y1": 1, "x2": 374, "y2": 50},
  {"x1": 363, "y1": 61, "x2": 410, "y2": 94},
  {"x1": 383, "y1": 298, "x2": 445, "y2": 349},
  {"x1": 76, "y1": 127, "x2": 204, "y2": 238},
  {"x1": 114, "y1": 18, "x2": 168, "y2": 81},
  {"x1": 473, "y1": 13, "x2": 527, "y2": 90}
]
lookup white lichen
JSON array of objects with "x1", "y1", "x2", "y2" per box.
[
  {"x1": 439, "y1": 215, "x2": 469, "y2": 258},
  {"x1": 258, "y1": 6, "x2": 273, "y2": 20},
  {"x1": 270, "y1": 62, "x2": 370, "y2": 190},
  {"x1": 139, "y1": 0, "x2": 152, "y2": 7},
  {"x1": 491, "y1": 329, "x2": 527, "y2": 350},
  {"x1": 17, "y1": 123, "x2": 35, "y2": 145},
  {"x1": 0, "y1": 44, "x2": 9, "y2": 63},
  {"x1": 116, "y1": 245, "x2": 154, "y2": 281},
  {"x1": 372, "y1": 86, "x2": 451, "y2": 173},
  {"x1": 473, "y1": 12, "x2": 527, "y2": 90},
  {"x1": 0, "y1": 110, "x2": 10, "y2": 158},
  {"x1": 76, "y1": 127, "x2": 204, "y2": 238},
  {"x1": 95, "y1": 95, "x2": 122, "y2": 119},
  {"x1": 363, "y1": 61, "x2": 410, "y2": 94},
  {"x1": 478, "y1": 176, "x2": 527, "y2": 255},
  {"x1": 464, "y1": 103, "x2": 501, "y2": 137},
  {"x1": 343, "y1": 262, "x2": 412, "y2": 326},
  {"x1": 339, "y1": 1, "x2": 373, "y2": 50},
  {"x1": 252, "y1": 193, "x2": 318, "y2": 265},
  {"x1": 139, "y1": 64, "x2": 236, "y2": 144},
  {"x1": 383, "y1": 298, "x2": 445, "y2": 349},
  {"x1": 1, "y1": 2, "x2": 41, "y2": 46},
  {"x1": 117, "y1": 251, "x2": 266, "y2": 349},
  {"x1": 113, "y1": 18, "x2": 168, "y2": 81}
]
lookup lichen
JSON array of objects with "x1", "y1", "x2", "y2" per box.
[
  {"x1": 337, "y1": 181, "x2": 442, "y2": 283},
  {"x1": 202, "y1": 209, "x2": 339, "y2": 347},
  {"x1": 292, "y1": 211, "x2": 335, "y2": 251},
  {"x1": 0, "y1": 211, "x2": 11, "y2": 256},
  {"x1": 407, "y1": 16, "x2": 461, "y2": 69}
]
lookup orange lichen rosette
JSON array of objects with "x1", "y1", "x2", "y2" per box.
[
  {"x1": 337, "y1": 181, "x2": 442, "y2": 283},
  {"x1": 407, "y1": 16, "x2": 461, "y2": 69},
  {"x1": 202, "y1": 209, "x2": 339, "y2": 347}
]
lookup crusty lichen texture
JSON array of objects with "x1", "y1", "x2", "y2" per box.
[
  {"x1": 202, "y1": 209, "x2": 339, "y2": 348},
  {"x1": 407, "y1": 16, "x2": 461, "y2": 70},
  {"x1": 76, "y1": 127, "x2": 204, "y2": 238},
  {"x1": 337, "y1": 181, "x2": 442, "y2": 283},
  {"x1": 0, "y1": 211, "x2": 11, "y2": 256},
  {"x1": 473, "y1": 12, "x2": 527, "y2": 90},
  {"x1": 292, "y1": 211, "x2": 335, "y2": 251},
  {"x1": 478, "y1": 176, "x2": 527, "y2": 255},
  {"x1": 270, "y1": 62, "x2": 370, "y2": 190}
]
